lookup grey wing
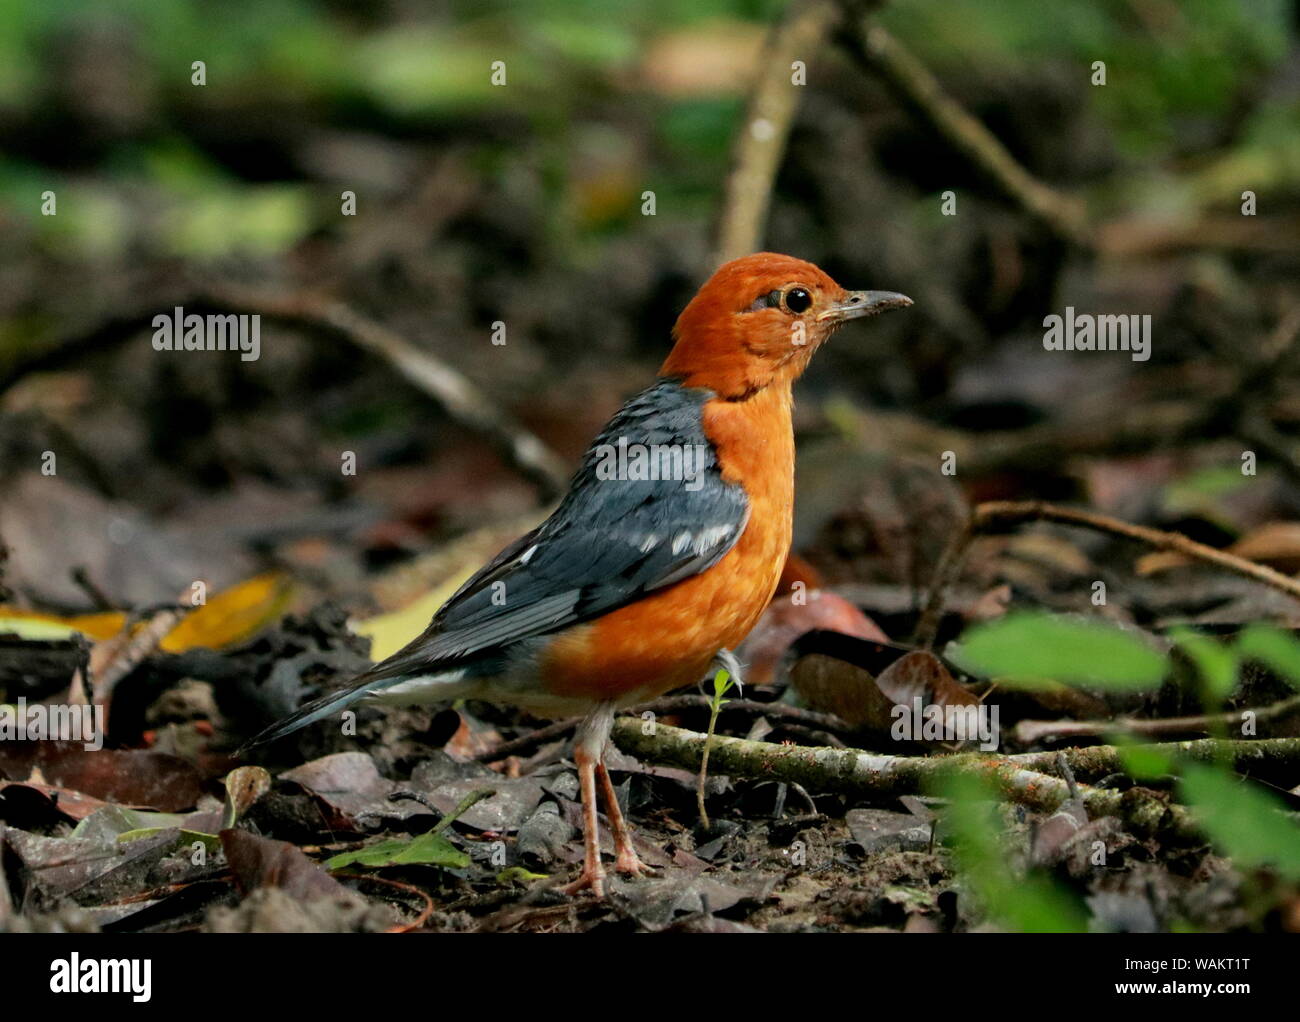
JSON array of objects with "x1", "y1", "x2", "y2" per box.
[{"x1": 367, "y1": 379, "x2": 749, "y2": 680}]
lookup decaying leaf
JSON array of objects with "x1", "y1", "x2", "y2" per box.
[
  {"x1": 790, "y1": 637, "x2": 977, "y2": 736},
  {"x1": 0, "y1": 746, "x2": 203, "y2": 812},
  {"x1": 0, "y1": 573, "x2": 292, "y2": 655},
  {"x1": 222, "y1": 765, "x2": 273, "y2": 829},
  {"x1": 221, "y1": 829, "x2": 350, "y2": 900},
  {"x1": 739, "y1": 590, "x2": 888, "y2": 687}
]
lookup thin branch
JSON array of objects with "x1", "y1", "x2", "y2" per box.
[
  {"x1": 913, "y1": 500, "x2": 1300, "y2": 649},
  {"x1": 1014, "y1": 693, "x2": 1300, "y2": 745},
  {"x1": 840, "y1": 20, "x2": 1090, "y2": 245},
  {"x1": 0, "y1": 284, "x2": 571, "y2": 501},
  {"x1": 198, "y1": 282, "x2": 569, "y2": 500},
  {"x1": 713, "y1": 0, "x2": 842, "y2": 265}
]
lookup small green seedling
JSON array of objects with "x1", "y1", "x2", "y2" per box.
[{"x1": 697, "y1": 667, "x2": 736, "y2": 831}]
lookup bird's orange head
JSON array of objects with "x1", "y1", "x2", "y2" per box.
[{"x1": 660, "y1": 252, "x2": 911, "y2": 400}]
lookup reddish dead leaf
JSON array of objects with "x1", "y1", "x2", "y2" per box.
[
  {"x1": 0, "y1": 744, "x2": 202, "y2": 812},
  {"x1": 220, "y1": 828, "x2": 348, "y2": 900},
  {"x1": 444, "y1": 708, "x2": 503, "y2": 760},
  {"x1": 740, "y1": 591, "x2": 888, "y2": 687},
  {"x1": 790, "y1": 641, "x2": 977, "y2": 736},
  {"x1": 873, "y1": 651, "x2": 980, "y2": 714},
  {"x1": 790, "y1": 654, "x2": 896, "y2": 730},
  {"x1": 0, "y1": 779, "x2": 115, "y2": 822}
]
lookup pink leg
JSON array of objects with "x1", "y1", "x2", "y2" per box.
[
  {"x1": 560, "y1": 704, "x2": 614, "y2": 897},
  {"x1": 597, "y1": 761, "x2": 651, "y2": 877}
]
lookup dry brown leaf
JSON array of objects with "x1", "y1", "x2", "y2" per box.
[
  {"x1": 790, "y1": 647, "x2": 976, "y2": 735},
  {"x1": 739, "y1": 590, "x2": 888, "y2": 687}
]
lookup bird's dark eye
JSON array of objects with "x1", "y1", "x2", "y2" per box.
[{"x1": 784, "y1": 287, "x2": 812, "y2": 314}]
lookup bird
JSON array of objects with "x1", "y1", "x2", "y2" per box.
[{"x1": 245, "y1": 253, "x2": 912, "y2": 896}]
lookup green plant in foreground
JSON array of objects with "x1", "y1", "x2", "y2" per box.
[
  {"x1": 940, "y1": 771, "x2": 1088, "y2": 932},
  {"x1": 946, "y1": 613, "x2": 1300, "y2": 928},
  {"x1": 697, "y1": 666, "x2": 735, "y2": 831}
]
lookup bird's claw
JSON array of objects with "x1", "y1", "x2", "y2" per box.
[
  {"x1": 614, "y1": 849, "x2": 654, "y2": 878},
  {"x1": 561, "y1": 851, "x2": 653, "y2": 897},
  {"x1": 560, "y1": 865, "x2": 607, "y2": 898}
]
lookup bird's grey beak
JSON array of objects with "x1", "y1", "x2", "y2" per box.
[{"x1": 818, "y1": 290, "x2": 913, "y2": 323}]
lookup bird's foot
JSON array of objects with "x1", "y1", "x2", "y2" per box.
[
  {"x1": 614, "y1": 847, "x2": 654, "y2": 878},
  {"x1": 560, "y1": 863, "x2": 607, "y2": 898}
]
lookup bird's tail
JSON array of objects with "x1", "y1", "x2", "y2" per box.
[{"x1": 239, "y1": 668, "x2": 409, "y2": 752}]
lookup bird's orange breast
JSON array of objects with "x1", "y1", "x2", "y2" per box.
[{"x1": 538, "y1": 384, "x2": 795, "y2": 704}]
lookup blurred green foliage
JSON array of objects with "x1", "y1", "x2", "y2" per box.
[
  {"x1": 1, "y1": 0, "x2": 1295, "y2": 260},
  {"x1": 946, "y1": 615, "x2": 1300, "y2": 929},
  {"x1": 1179, "y1": 764, "x2": 1300, "y2": 881},
  {"x1": 948, "y1": 611, "x2": 1169, "y2": 690},
  {"x1": 939, "y1": 771, "x2": 1089, "y2": 932}
]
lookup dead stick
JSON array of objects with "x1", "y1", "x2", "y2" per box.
[
  {"x1": 841, "y1": 21, "x2": 1090, "y2": 245},
  {"x1": 613, "y1": 719, "x2": 1223, "y2": 839},
  {"x1": 713, "y1": 0, "x2": 841, "y2": 265},
  {"x1": 197, "y1": 282, "x2": 570, "y2": 500},
  {"x1": 475, "y1": 694, "x2": 853, "y2": 763},
  {"x1": 1015, "y1": 694, "x2": 1300, "y2": 745},
  {"x1": 913, "y1": 500, "x2": 1300, "y2": 649}
]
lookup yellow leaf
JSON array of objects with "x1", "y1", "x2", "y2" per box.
[
  {"x1": 0, "y1": 575, "x2": 291, "y2": 653},
  {"x1": 0, "y1": 608, "x2": 125, "y2": 641},
  {"x1": 352, "y1": 570, "x2": 472, "y2": 662},
  {"x1": 160, "y1": 573, "x2": 294, "y2": 653}
]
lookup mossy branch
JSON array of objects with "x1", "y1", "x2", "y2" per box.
[{"x1": 614, "y1": 721, "x2": 1300, "y2": 841}]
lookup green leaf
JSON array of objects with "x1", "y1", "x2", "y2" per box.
[
  {"x1": 948, "y1": 612, "x2": 1167, "y2": 691},
  {"x1": 117, "y1": 828, "x2": 220, "y2": 852},
  {"x1": 710, "y1": 667, "x2": 733, "y2": 710},
  {"x1": 497, "y1": 866, "x2": 548, "y2": 886},
  {"x1": 1179, "y1": 765, "x2": 1300, "y2": 880},
  {"x1": 940, "y1": 772, "x2": 1088, "y2": 932},
  {"x1": 74, "y1": 804, "x2": 221, "y2": 852},
  {"x1": 0, "y1": 617, "x2": 81, "y2": 640},
  {"x1": 1236, "y1": 623, "x2": 1300, "y2": 691},
  {"x1": 1170, "y1": 628, "x2": 1238, "y2": 701},
  {"x1": 325, "y1": 831, "x2": 469, "y2": 871}
]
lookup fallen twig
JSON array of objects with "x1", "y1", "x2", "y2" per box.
[
  {"x1": 913, "y1": 500, "x2": 1300, "y2": 648},
  {"x1": 840, "y1": 20, "x2": 1090, "y2": 245},
  {"x1": 613, "y1": 721, "x2": 1300, "y2": 840},
  {"x1": 713, "y1": 0, "x2": 841, "y2": 264},
  {"x1": 198, "y1": 282, "x2": 569, "y2": 499},
  {"x1": 0, "y1": 284, "x2": 570, "y2": 500},
  {"x1": 1014, "y1": 694, "x2": 1300, "y2": 745},
  {"x1": 474, "y1": 693, "x2": 854, "y2": 763}
]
